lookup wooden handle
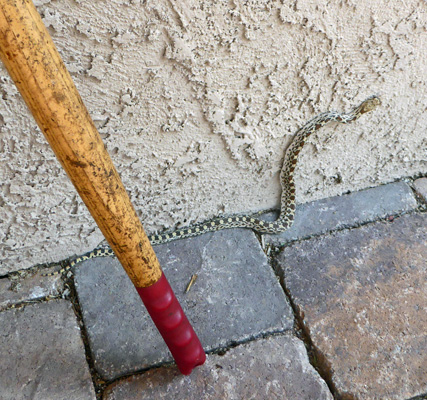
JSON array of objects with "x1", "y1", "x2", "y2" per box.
[{"x1": 0, "y1": 0, "x2": 162, "y2": 287}]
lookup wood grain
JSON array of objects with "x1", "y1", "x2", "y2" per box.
[{"x1": 0, "y1": 0, "x2": 162, "y2": 287}]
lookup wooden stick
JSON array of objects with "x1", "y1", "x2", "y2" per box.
[
  {"x1": 0, "y1": 0, "x2": 205, "y2": 374},
  {"x1": 0, "y1": 0, "x2": 161, "y2": 288}
]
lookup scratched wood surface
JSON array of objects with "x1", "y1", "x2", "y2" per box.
[{"x1": 0, "y1": 0, "x2": 162, "y2": 287}]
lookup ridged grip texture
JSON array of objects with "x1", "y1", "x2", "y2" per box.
[{"x1": 136, "y1": 273, "x2": 206, "y2": 375}]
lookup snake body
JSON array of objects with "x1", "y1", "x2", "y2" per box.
[{"x1": 45, "y1": 95, "x2": 380, "y2": 276}]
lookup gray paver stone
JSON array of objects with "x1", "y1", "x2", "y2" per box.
[
  {"x1": 264, "y1": 181, "x2": 417, "y2": 246},
  {"x1": 0, "y1": 268, "x2": 63, "y2": 311},
  {"x1": 0, "y1": 300, "x2": 95, "y2": 400},
  {"x1": 74, "y1": 228, "x2": 293, "y2": 380},
  {"x1": 103, "y1": 334, "x2": 333, "y2": 400},
  {"x1": 277, "y1": 213, "x2": 427, "y2": 400},
  {"x1": 414, "y1": 177, "x2": 427, "y2": 202}
]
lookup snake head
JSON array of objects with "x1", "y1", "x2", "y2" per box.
[{"x1": 358, "y1": 95, "x2": 381, "y2": 115}]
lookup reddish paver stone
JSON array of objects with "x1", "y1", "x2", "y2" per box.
[
  {"x1": 103, "y1": 335, "x2": 333, "y2": 400},
  {"x1": 277, "y1": 213, "x2": 427, "y2": 400}
]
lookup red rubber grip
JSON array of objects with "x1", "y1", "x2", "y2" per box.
[{"x1": 136, "y1": 272, "x2": 206, "y2": 375}]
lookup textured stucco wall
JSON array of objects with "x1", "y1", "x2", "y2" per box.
[{"x1": 1, "y1": 0, "x2": 426, "y2": 274}]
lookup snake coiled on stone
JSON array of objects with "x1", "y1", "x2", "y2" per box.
[{"x1": 45, "y1": 95, "x2": 380, "y2": 276}]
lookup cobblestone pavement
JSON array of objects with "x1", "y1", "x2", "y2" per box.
[{"x1": 1, "y1": 179, "x2": 426, "y2": 400}]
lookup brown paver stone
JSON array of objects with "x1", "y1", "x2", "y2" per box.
[
  {"x1": 103, "y1": 335, "x2": 333, "y2": 400},
  {"x1": 277, "y1": 213, "x2": 427, "y2": 400},
  {"x1": 0, "y1": 300, "x2": 95, "y2": 400}
]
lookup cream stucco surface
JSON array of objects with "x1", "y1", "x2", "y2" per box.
[{"x1": 1, "y1": 0, "x2": 426, "y2": 274}]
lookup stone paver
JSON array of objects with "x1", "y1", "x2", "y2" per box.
[
  {"x1": 0, "y1": 300, "x2": 95, "y2": 400},
  {"x1": 414, "y1": 177, "x2": 427, "y2": 202},
  {"x1": 277, "y1": 213, "x2": 427, "y2": 400},
  {"x1": 103, "y1": 334, "x2": 333, "y2": 400},
  {"x1": 0, "y1": 268, "x2": 63, "y2": 311},
  {"x1": 264, "y1": 181, "x2": 417, "y2": 246},
  {"x1": 74, "y1": 228, "x2": 293, "y2": 380}
]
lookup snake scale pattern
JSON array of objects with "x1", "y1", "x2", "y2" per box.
[{"x1": 45, "y1": 95, "x2": 380, "y2": 276}]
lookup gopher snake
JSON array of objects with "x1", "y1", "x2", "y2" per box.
[{"x1": 45, "y1": 95, "x2": 380, "y2": 276}]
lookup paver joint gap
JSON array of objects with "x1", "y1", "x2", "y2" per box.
[
  {"x1": 62, "y1": 275, "x2": 108, "y2": 399},
  {"x1": 269, "y1": 256, "x2": 341, "y2": 399}
]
